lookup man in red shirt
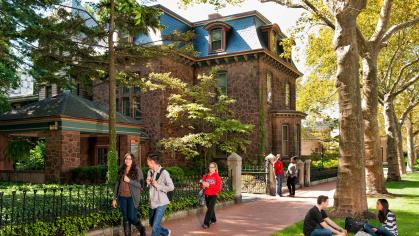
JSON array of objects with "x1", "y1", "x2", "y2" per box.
[{"x1": 274, "y1": 154, "x2": 284, "y2": 197}]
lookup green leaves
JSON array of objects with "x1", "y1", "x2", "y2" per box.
[{"x1": 159, "y1": 72, "x2": 254, "y2": 159}]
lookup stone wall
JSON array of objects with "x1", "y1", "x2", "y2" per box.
[
  {"x1": 90, "y1": 56, "x2": 301, "y2": 166},
  {"x1": 195, "y1": 59, "x2": 261, "y2": 162},
  {"x1": 44, "y1": 131, "x2": 81, "y2": 182},
  {"x1": 0, "y1": 135, "x2": 13, "y2": 170}
]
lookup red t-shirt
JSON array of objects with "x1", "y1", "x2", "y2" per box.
[
  {"x1": 274, "y1": 160, "x2": 284, "y2": 175},
  {"x1": 200, "y1": 172, "x2": 222, "y2": 196}
]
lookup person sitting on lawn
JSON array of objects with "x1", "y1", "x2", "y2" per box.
[
  {"x1": 363, "y1": 199, "x2": 398, "y2": 236},
  {"x1": 303, "y1": 195, "x2": 347, "y2": 236}
]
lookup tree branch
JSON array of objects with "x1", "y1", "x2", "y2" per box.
[
  {"x1": 389, "y1": 58, "x2": 419, "y2": 94},
  {"x1": 399, "y1": 98, "x2": 419, "y2": 126},
  {"x1": 56, "y1": 3, "x2": 101, "y2": 28},
  {"x1": 371, "y1": 0, "x2": 393, "y2": 42},
  {"x1": 393, "y1": 74, "x2": 419, "y2": 97},
  {"x1": 381, "y1": 17, "x2": 419, "y2": 44}
]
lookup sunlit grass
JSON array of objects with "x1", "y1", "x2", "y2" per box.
[{"x1": 273, "y1": 172, "x2": 419, "y2": 236}]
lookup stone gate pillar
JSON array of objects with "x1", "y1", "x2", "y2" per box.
[
  {"x1": 297, "y1": 159, "x2": 305, "y2": 188},
  {"x1": 265, "y1": 153, "x2": 276, "y2": 196},
  {"x1": 304, "y1": 159, "x2": 311, "y2": 186},
  {"x1": 227, "y1": 153, "x2": 242, "y2": 203}
]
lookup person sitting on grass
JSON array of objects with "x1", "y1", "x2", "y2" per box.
[
  {"x1": 303, "y1": 195, "x2": 347, "y2": 236},
  {"x1": 363, "y1": 199, "x2": 398, "y2": 236}
]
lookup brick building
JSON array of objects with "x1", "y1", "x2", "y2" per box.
[{"x1": 0, "y1": 5, "x2": 305, "y2": 181}]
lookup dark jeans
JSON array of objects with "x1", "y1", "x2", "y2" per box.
[
  {"x1": 203, "y1": 195, "x2": 217, "y2": 226},
  {"x1": 149, "y1": 205, "x2": 169, "y2": 236},
  {"x1": 364, "y1": 223, "x2": 394, "y2": 236},
  {"x1": 276, "y1": 174, "x2": 284, "y2": 195},
  {"x1": 287, "y1": 176, "x2": 297, "y2": 195},
  {"x1": 118, "y1": 196, "x2": 139, "y2": 224},
  {"x1": 310, "y1": 226, "x2": 332, "y2": 236}
]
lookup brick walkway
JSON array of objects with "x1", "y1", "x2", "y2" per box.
[{"x1": 153, "y1": 181, "x2": 336, "y2": 236}]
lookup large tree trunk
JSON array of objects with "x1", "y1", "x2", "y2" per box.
[
  {"x1": 394, "y1": 117, "x2": 406, "y2": 175},
  {"x1": 383, "y1": 97, "x2": 401, "y2": 181},
  {"x1": 406, "y1": 113, "x2": 414, "y2": 172},
  {"x1": 329, "y1": 0, "x2": 368, "y2": 217},
  {"x1": 362, "y1": 50, "x2": 387, "y2": 194}
]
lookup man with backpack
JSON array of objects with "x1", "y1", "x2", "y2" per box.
[{"x1": 146, "y1": 152, "x2": 174, "y2": 236}]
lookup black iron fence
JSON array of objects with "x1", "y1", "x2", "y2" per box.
[
  {"x1": 0, "y1": 174, "x2": 232, "y2": 230},
  {"x1": 310, "y1": 167, "x2": 338, "y2": 182},
  {"x1": 241, "y1": 165, "x2": 267, "y2": 193}
]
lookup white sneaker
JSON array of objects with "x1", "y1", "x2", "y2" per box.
[{"x1": 168, "y1": 229, "x2": 171, "y2": 236}]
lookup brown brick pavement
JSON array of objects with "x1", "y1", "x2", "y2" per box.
[{"x1": 149, "y1": 181, "x2": 336, "y2": 236}]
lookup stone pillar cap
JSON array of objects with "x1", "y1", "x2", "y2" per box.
[
  {"x1": 227, "y1": 152, "x2": 242, "y2": 161},
  {"x1": 265, "y1": 153, "x2": 276, "y2": 161}
]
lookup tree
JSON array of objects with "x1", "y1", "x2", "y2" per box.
[
  {"x1": 377, "y1": 29, "x2": 418, "y2": 180},
  {"x1": 267, "y1": 0, "x2": 417, "y2": 191},
  {"x1": 0, "y1": 0, "x2": 56, "y2": 111},
  {"x1": 405, "y1": 109, "x2": 418, "y2": 172},
  {"x1": 157, "y1": 71, "x2": 254, "y2": 167},
  {"x1": 3, "y1": 0, "x2": 194, "y2": 183}
]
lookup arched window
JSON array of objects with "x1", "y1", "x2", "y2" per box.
[
  {"x1": 210, "y1": 28, "x2": 223, "y2": 51},
  {"x1": 216, "y1": 71, "x2": 227, "y2": 96},
  {"x1": 285, "y1": 82, "x2": 290, "y2": 109},
  {"x1": 204, "y1": 21, "x2": 231, "y2": 53},
  {"x1": 266, "y1": 72, "x2": 272, "y2": 103}
]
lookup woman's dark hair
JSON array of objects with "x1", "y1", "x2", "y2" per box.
[
  {"x1": 377, "y1": 199, "x2": 390, "y2": 223},
  {"x1": 147, "y1": 151, "x2": 161, "y2": 164},
  {"x1": 117, "y1": 153, "x2": 139, "y2": 180}
]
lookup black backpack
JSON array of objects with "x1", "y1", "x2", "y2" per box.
[
  {"x1": 345, "y1": 217, "x2": 368, "y2": 233},
  {"x1": 155, "y1": 168, "x2": 174, "y2": 201}
]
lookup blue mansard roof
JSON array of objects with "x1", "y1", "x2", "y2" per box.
[
  {"x1": 70, "y1": 2, "x2": 300, "y2": 75},
  {"x1": 141, "y1": 4, "x2": 290, "y2": 58}
]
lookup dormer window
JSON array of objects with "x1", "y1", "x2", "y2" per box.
[
  {"x1": 210, "y1": 28, "x2": 223, "y2": 51},
  {"x1": 204, "y1": 21, "x2": 231, "y2": 53}
]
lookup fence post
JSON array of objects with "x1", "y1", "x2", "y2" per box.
[
  {"x1": 304, "y1": 159, "x2": 311, "y2": 186},
  {"x1": 297, "y1": 159, "x2": 305, "y2": 189},
  {"x1": 227, "y1": 153, "x2": 242, "y2": 203},
  {"x1": 264, "y1": 154, "x2": 276, "y2": 196}
]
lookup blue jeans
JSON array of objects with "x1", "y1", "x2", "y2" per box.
[
  {"x1": 118, "y1": 196, "x2": 139, "y2": 224},
  {"x1": 310, "y1": 227, "x2": 332, "y2": 236},
  {"x1": 364, "y1": 223, "x2": 394, "y2": 236},
  {"x1": 276, "y1": 174, "x2": 284, "y2": 195},
  {"x1": 149, "y1": 205, "x2": 169, "y2": 236}
]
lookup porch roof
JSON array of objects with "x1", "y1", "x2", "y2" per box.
[{"x1": 0, "y1": 91, "x2": 148, "y2": 138}]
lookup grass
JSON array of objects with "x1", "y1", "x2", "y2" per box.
[{"x1": 272, "y1": 172, "x2": 419, "y2": 236}]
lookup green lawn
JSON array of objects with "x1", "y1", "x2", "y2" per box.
[{"x1": 273, "y1": 172, "x2": 419, "y2": 236}]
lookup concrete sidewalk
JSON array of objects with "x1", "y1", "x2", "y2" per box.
[{"x1": 156, "y1": 181, "x2": 336, "y2": 236}]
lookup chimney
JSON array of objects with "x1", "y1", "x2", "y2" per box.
[{"x1": 208, "y1": 13, "x2": 222, "y2": 20}]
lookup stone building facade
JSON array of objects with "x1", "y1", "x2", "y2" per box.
[{"x1": 91, "y1": 6, "x2": 306, "y2": 165}]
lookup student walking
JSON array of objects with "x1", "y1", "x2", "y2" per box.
[
  {"x1": 286, "y1": 156, "x2": 298, "y2": 197},
  {"x1": 363, "y1": 199, "x2": 398, "y2": 236},
  {"x1": 200, "y1": 162, "x2": 222, "y2": 229},
  {"x1": 274, "y1": 154, "x2": 284, "y2": 197},
  {"x1": 112, "y1": 153, "x2": 146, "y2": 236},
  {"x1": 146, "y1": 152, "x2": 174, "y2": 236}
]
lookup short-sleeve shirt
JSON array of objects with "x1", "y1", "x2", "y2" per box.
[{"x1": 303, "y1": 206, "x2": 328, "y2": 236}]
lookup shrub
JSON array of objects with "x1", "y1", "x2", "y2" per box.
[
  {"x1": 15, "y1": 140, "x2": 45, "y2": 171},
  {"x1": 68, "y1": 165, "x2": 107, "y2": 184}
]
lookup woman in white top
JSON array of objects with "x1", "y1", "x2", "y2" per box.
[{"x1": 286, "y1": 156, "x2": 298, "y2": 197}]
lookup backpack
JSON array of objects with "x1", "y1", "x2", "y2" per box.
[
  {"x1": 345, "y1": 217, "x2": 368, "y2": 233},
  {"x1": 155, "y1": 168, "x2": 174, "y2": 201}
]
